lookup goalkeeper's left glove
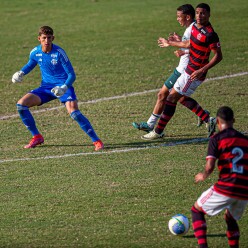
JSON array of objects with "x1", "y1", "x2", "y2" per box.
[{"x1": 51, "y1": 85, "x2": 68, "y2": 97}]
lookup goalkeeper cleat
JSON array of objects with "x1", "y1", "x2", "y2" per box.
[
  {"x1": 24, "y1": 134, "x2": 44, "y2": 148},
  {"x1": 197, "y1": 110, "x2": 210, "y2": 127},
  {"x1": 141, "y1": 130, "x2": 165, "y2": 140},
  {"x1": 132, "y1": 122, "x2": 153, "y2": 132},
  {"x1": 207, "y1": 117, "x2": 216, "y2": 138},
  {"x1": 93, "y1": 140, "x2": 104, "y2": 151}
]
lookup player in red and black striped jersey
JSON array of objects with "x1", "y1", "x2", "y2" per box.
[
  {"x1": 142, "y1": 3, "x2": 223, "y2": 141},
  {"x1": 185, "y1": 21, "x2": 220, "y2": 81},
  {"x1": 191, "y1": 106, "x2": 248, "y2": 248}
]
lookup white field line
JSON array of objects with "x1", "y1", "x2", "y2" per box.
[
  {"x1": 1, "y1": 71, "x2": 248, "y2": 121},
  {"x1": 0, "y1": 137, "x2": 208, "y2": 164}
]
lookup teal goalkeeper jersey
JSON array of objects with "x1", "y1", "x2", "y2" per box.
[{"x1": 21, "y1": 44, "x2": 76, "y2": 88}]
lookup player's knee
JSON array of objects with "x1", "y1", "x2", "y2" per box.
[
  {"x1": 224, "y1": 210, "x2": 233, "y2": 222},
  {"x1": 157, "y1": 90, "x2": 167, "y2": 102},
  {"x1": 16, "y1": 103, "x2": 29, "y2": 112},
  {"x1": 167, "y1": 93, "x2": 180, "y2": 103}
]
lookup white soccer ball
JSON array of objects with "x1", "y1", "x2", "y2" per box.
[{"x1": 168, "y1": 214, "x2": 190, "y2": 235}]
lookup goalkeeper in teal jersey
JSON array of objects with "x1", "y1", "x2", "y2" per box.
[{"x1": 12, "y1": 26, "x2": 104, "y2": 151}]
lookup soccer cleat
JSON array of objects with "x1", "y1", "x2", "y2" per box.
[
  {"x1": 132, "y1": 122, "x2": 153, "y2": 132},
  {"x1": 141, "y1": 130, "x2": 164, "y2": 140},
  {"x1": 197, "y1": 110, "x2": 210, "y2": 127},
  {"x1": 24, "y1": 134, "x2": 44, "y2": 148},
  {"x1": 93, "y1": 140, "x2": 104, "y2": 151},
  {"x1": 207, "y1": 117, "x2": 216, "y2": 137}
]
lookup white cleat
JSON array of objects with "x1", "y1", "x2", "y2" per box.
[
  {"x1": 207, "y1": 117, "x2": 216, "y2": 137},
  {"x1": 141, "y1": 130, "x2": 165, "y2": 140}
]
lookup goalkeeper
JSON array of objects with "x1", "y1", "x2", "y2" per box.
[{"x1": 12, "y1": 26, "x2": 104, "y2": 151}]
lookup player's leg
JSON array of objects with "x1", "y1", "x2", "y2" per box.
[
  {"x1": 66, "y1": 100, "x2": 104, "y2": 151},
  {"x1": 179, "y1": 96, "x2": 216, "y2": 137},
  {"x1": 133, "y1": 69, "x2": 181, "y2": 132},
  {"x1": 179, "y1": 96, "x2": 209, "y2": 125},
  {"x1": 224, "y1": 200, "x2": 248, "y2": 248},
  {"x1": 191, "y1": 203, "x2": 208, "y2": 248},
  {"x1": 141, "y1": 88, "x2": 181, "y2": 140},
  {"x1": 17, "y1": 93, "x2": 44, "y2": 148},
  {"x1": 147, "y1": 69, "x2": 181, "y2": 127},
  {"x1": 147, "y1": 85, "x2": 170, "y2": 126},
  {"x1": 224, "y1": 210, "x2": 240, "y2": 248},
  {"x1": 133, "y1": 85, "x2": 169, "y2": 132}
]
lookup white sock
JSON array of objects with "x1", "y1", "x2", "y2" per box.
[{"x1": 147, "y1": 113, "x2": 161, "y2": 128}]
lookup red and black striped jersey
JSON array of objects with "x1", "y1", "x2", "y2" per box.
[
  {"x1": 185, "y1": 22, "x2": 220, "y2": 80},
  {"x1": 206, "y1": 128, "x2": 248, "y2": 200}
]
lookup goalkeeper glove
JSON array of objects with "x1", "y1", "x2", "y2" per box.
[
  {"x1": 51, "y1": 85, "x2": 68, "y2": 97},
  {"x1": 12, "y1": 71, "x2": 24, "y2": 83}
]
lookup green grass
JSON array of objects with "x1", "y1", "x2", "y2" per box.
[{"x1": 0, "y1": 0, "x2": 248, "y2": 247}]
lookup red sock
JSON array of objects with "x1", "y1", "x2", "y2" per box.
[
  {"x1": 180, "y1": 97, "x2": 209, "y2": 123},
  {"x1": 225, "y1": 211, "x2": 240, "y2": 248},
  {"x1": 191, "y1": 205, "x2": 208, "y2": 248},
  {"x1": 155, "y1": 100, "x2": 176, "y2": 134}
]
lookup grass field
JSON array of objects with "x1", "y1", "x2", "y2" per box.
[{"x1": 0, "y1": 0, "x2": 248, "y2": 247}]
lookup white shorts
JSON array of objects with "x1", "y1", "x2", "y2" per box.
[
  {"x1": 197, "y1": 186, "x2": 248, "y2": 220},
  {"x1": 173, "y1": 71, "x2": 203, "y2": 96}
]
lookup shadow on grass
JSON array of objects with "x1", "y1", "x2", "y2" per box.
[
  {"x1": 184, "y1": 233, "x2": 226, "y2": 239},
  {"x1": 35, "y1": 135, "x2": 209, "y2": 151},
  {"x1": 104, "y1": 136, "x2": 209, "y2": 150}
]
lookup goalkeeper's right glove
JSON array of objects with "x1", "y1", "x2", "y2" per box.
[{"x1": 12, "y1": 71, "x2": 24, "y2": 83}]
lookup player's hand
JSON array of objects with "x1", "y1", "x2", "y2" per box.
[
  {"x1": 168, "y1": 32, "x2": 181, "y2": 42},
  {"x1": 190, "y1": 68, "x2": 205, "y2": 81},
  {"x1": 174, "y1": 50, "x2": 185, "y2": 57},
  {"x1": 158, "y1": 37, "x2": 170, "y2": 48},
  {"x1": 195, "y1": 173, "x2": 206, "y2": 183},
  {"x1": 12, "y1": 71, "x2": 24, "y2": 83},
  {"x1": 51, "y1": 85, "x2": 68, "y2": 97}
]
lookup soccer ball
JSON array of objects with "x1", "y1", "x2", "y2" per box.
[{"x1": 168, "y1": 214, "x2": 190, "y2": 235}]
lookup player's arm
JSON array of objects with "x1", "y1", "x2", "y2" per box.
[
  {"x1": 158, "y1": 37, "x2": 190, "y2": 48},
  {"x1": 190, "y1": 46, "x2": 222, "y2": 81},
  {"x1": 195, "y1": 158, "x2": 216, "y2": 183},
  {"x1": 51, "y1": 52, "x2": 76, "y2": 97}
]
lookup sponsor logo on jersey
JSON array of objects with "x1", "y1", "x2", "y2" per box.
[
  {"x1": 197, "y1": 33, "x2": 202, "y2": 40},
  {"x1": 51, "y1": 54, "x2": 57, "y2": 58},
  {"x1": 51, "y1": 59, "x2": 58, "y2": 65},
  {"x1": 36, "y1": 53, "x2": 42, "y2": 57}
]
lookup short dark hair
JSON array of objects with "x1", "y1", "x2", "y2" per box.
[
  {"x1": 217, "y1": 106, "x2": 234, "y2": 122},
  {"x1": 39, "y1": 26, "x2": 54, "y2": 36},
  {"x1": 177, "y1": 4, "x2": 195, "y2": 19},
  {"x1": 196, "y1": 3, "x2": 210, "y2": 13}
]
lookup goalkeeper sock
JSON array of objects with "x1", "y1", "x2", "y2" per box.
[
  {"x1": 71, "y1": 110, "x2": 100, "y2": 142},
  {"x1": 16, "y1": 104, "x2": 40, "y2": 136}
]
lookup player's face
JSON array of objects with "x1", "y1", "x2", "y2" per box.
[
  {"x1": 38, "y1": 34, "x2": 54, "y2": 52},
  {"x1": 176, "y1": 11, "x2": 188, "y2": 27},
  {"x1": 195, "y1": 8, "x2": 210, "y2": 26}
]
